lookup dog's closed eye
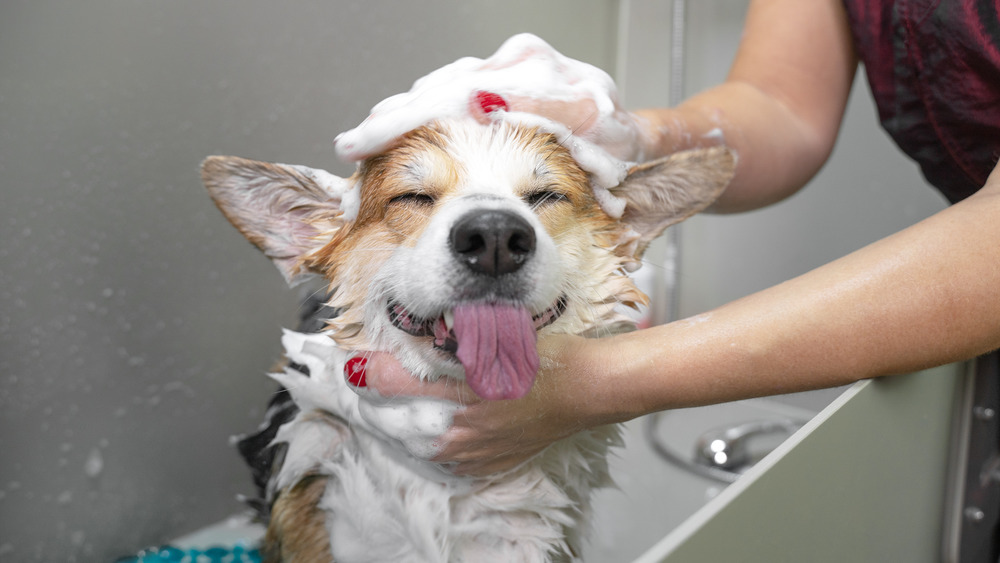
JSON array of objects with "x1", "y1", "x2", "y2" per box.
[
  {"x1": 524, "y1": 189, "x2": 568, "y2": 208},
  {"x1": 389, "y1": 192, "x2": 436, "y2": 207}
]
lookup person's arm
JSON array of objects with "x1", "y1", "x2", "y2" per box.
[
  {"x1": 360, "y1": 0, "x2": 864, "y2": 473},
  {"x1": 637, "y1": 0, "x2": 857, "y2": 212},
  {"x1": 598, "y1": 166, "x2": 1000, "y2": 410},
  {"x1": 372, "y1": 161, "x2": 1000, "y2": 476},
  {"x1": 358, "y1": 0, "x2": 1000, "y2": 477}
]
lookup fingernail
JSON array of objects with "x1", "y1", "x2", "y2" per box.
[
  {"x1": 344, "y1": 356, "x2": 367, "y2": 387},
  {"x1": 473, "y1": 90, "x2": 508, "y2": 114}
]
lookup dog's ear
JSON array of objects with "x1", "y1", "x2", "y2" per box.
[
  {"x1": 201, "y1": 155, "x2": 354, "y2": 285},
  {"x1": 613, "y1": 146, "x2": 736, "y2": 260}
]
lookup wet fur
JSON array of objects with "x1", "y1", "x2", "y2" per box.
[
  {"x1": 203, "y1": 120, "x2": 734, "y2": 562},
  {"x1": 265, "y1": 474, "x2": 335, "y2": 563}
]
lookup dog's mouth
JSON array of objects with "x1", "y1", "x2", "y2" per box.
[
  {"x1": 387, "y1": 297, "x2": 567, "y2": 400},
  {"x1": 387, "y1": 297, "x2": 567, "y2": 351}
]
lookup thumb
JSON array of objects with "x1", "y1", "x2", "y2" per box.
[{"x1": 354, "y1": 351, "x2": 477, "y2": 404}]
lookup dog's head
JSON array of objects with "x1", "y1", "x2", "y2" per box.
[{"x1": 202, "y1": 120, "x2": 734, "y2": 400}]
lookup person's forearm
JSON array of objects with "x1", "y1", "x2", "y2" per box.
[
  {"x1": 635, "y1": 82, "x2": 834, "y2": 212},
  {"x1": 593, "y1": 173, "x2": 1000, "y2": 420},
  {"x1": 634, "y1": 0, "x2": 858, "y2": 213}
]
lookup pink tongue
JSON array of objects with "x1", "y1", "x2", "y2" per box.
[{"x1": 453, "y1": 303, "x2": 539, "y2": 400}]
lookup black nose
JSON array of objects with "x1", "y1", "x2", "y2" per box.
[{"x1": 450, "y1": 210, "x2": 536, "y2": 277}]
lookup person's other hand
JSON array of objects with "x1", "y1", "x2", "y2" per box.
[
  {"x1": 333, "y1": 33, "x2": 650, "y2": 169},
  {"x1": 346, "y1": 334, "x2": 613, "y2": 476}
]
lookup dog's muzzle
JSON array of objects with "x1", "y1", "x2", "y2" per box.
[{"x1": 386, "y1": 206, "x2": 563, "y2": 400}]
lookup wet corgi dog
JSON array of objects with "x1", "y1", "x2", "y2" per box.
[{"x1": 202, "y1": 119, "x2": 734, "y2": 562}]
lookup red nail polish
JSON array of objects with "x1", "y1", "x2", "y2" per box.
[
  {"x1": 473, "y1": 90, "x2": 508, "y2": 114},
  {"x1": 345, "y1": 356, "x2": 367, "y2": 387}
]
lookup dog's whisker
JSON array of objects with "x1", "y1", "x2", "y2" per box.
[
  {"x1": 537, "y1": 106, "x2": 601, "y2": 165},
  {"x1": 570, "y1": 107, "x2": 600, "y2": 137}
]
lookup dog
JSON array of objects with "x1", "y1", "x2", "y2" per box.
[{"x1": 202, "y1": 118, "x2": 734, "y2": 562}]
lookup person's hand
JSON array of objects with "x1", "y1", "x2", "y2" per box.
[
  {"x1": 346, "y1": 334, "x2": 615, "y2": 476},
  {"x1": 333, "y1": 33, "x2": 652, "y2": 189}
]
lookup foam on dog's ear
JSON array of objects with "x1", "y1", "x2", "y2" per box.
[
  {"x1": 612, "y1": 146, "x2": 736, "y2": 268},
  {"x1": 201, "y1": 155, "x2": 353, "y2": 285}
]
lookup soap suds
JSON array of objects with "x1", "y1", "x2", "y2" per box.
[
  {"x1": 334, "y1": 33, "x2": 642, "y2": 217},
  {"x1": 272, "y1": 331, "x2": 459, "y2": 473}
]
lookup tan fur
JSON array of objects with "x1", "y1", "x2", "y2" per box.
[
  {"x1": 264, "y1": 474, "x2": 335, "y2": 563},
  {"x1": 615, "y1": 146, "x2": 736, "y2": 258}
]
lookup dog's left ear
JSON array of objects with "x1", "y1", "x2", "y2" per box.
[
  {"x1": 613, "y1": 146, "x2": 736, "y2": 262},
  {"x1": 201, "y1": 155, "x2": 355, "y2": 285}
]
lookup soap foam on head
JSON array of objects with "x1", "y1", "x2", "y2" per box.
[{"x1": 334, "y1": 33, "x2": 641, "y2": 218}]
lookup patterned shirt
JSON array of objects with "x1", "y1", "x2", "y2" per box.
[{"x1": 842, "y1": 0, "x2": 1000, "y2": 202}]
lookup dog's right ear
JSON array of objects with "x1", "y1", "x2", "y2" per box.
[{"x1": 201, "y1": 155, "x2": 355, "y2": 285}]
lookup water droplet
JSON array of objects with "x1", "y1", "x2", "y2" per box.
[{"x1": 83, "y1": 448, "x2": 103, "y2": 478}]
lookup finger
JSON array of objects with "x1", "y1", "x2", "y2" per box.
[
  {"x1": 505, "y1": 94, "x2": 600, "y2": 135},
  {"x1": 468, "y1": 90, "x2": 510, "y2": 125},
  {"x1": 361, "y1": 352, "x2": 478, "y2": 404},
  {"x1": 452, "y1": 450, "x2": 542, "y2": 477},
  {"x1": 454, "y1": 461, "x2": 508, "y2": 477},
  {"x1": 431, "y1": 428, "x2": 542, "y2": 466}
]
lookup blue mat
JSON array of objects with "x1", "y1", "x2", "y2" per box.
[{"x1": 115, "y1": 544, "x2": 261, "y2": 562}]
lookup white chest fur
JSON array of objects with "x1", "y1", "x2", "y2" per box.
[{"x1": 271, "y1": 330, "x2": 621, "y2": 563}]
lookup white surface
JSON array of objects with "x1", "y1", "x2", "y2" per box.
[{"x1": 584, "y1": 397, "x2": 815, "y2": 562}]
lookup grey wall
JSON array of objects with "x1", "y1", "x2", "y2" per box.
[{"x1": 0, "y1": 2, "x2": 617, "y2": 560}]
